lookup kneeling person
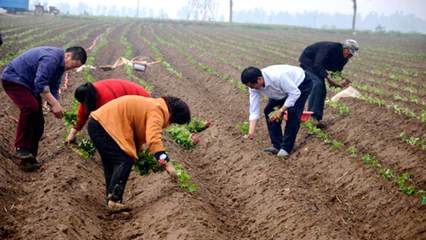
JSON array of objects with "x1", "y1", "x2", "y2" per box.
[
  {"x1": 241, "y1": 65, "x2": 312, "y2": 157},
  {"x1": 88, "y1": 96, "x2": 190, "y2": 211}
]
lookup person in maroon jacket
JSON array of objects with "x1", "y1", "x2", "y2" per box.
[{"x1": 65, "y1": 79, "x2": 151, "y2": 143}]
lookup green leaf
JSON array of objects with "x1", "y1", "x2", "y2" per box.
[{"x1": 421, "y1": 195, "x2": 426, "y2": 205}]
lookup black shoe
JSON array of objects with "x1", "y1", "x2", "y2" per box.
[
  {"x1": 16, "y1": 148, "x2": 34, "y2": 160},
  {"x1": 312, "y1": 118, "x2": 326, "y2": 129},
  {"x1": 264, "y1": 147, "x2": 279, "y2": 154}
]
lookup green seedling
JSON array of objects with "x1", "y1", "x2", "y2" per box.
[
  {"x1": 171, "y1": 161, "x2": 197, "y2": 194},
  {"x1": 236, "y1": 121, "x2": 249, "y2": 135},
  {"x1": 361, "y1": 153, "x2": 375, "y2": 164},
  {"x1": 134, "y1": 149, "x2": 165, "y2": 177},
  {"x1": 167, "y1": 125, "x2": 195, "y2": 150},
  {"x1": 346, "y1": 146, "x2": 358, "y2": 158}
]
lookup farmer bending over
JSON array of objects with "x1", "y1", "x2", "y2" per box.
[
  {"x1": 241, "y1": 65, "x2": 312, "y2": 157},
  {"x1": 88, "y1": 96, "x2": 190, "y2": 212},
  {"x1": 299, "y1": 39, "x2": 359, "y2": 127},
  {"x1": 1, "y1": 46, "x2": 86, "y2": 165},
  {"x1": 65, "y1": 79, "x2": 151, "y2": 143}
]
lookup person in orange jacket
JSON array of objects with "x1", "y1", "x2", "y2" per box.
[{"x1": 88, "y1": 95, "x2": 190, "y2": 212}]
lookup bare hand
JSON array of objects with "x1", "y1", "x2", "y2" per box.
[
  {"x1": 269, "y1": 110, "x2": 283, "y2": 122},
  {"x1": 340, "y1": 79, "x2": 351, "y2": 88},
  {"x1": 51, "y1": 104, "x2": 63, "y2": 119},
  {"x1": 165, "y1": 162, "x2": 178, "y2": 183},
  {"x1": 42, "y1": 102, "x2": 50, "y2": 115},
  {"x1": 243, "y1": 133, "x2": 254, "y2": 139},
  {"x1": 65, "y1": 133, "x2": 76, "y2": 144}
]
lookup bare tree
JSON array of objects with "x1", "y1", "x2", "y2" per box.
[
  {"x1": 229, "y1": 0, "x2": 233, "y2": 23},
  {"x1": 351, "y1": 0, "x2": 357, "y2": 34}
]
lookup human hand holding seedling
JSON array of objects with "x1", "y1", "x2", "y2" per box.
[
  {"x1": 243, "y1": 120, "x2": 257, "y2": 139},
  {"x1": 244, "y1": 133, "x2": 254, "y2": 139},
  {"x1": 165, "y1": 162, "x2": 178, "y2": 183},
  {"x1": 269, "y1": 106, "x2": 287, "y2": 122},
  {"x1": 340, "y1": 78, "x2": 351, "y2": 88}
]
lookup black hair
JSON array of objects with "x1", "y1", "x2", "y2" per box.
[
  {"x1": 241, "y1": 67, "x2": 262, "y2": 84},
  {"x1": 161, "y1": 96, "x2": 191, "y2": 125},
  {"x1": 74, "y1": 82, "x2": 97, "y2": 114},
  {"x1": 65, "y1": 46, "x2": 87, "y2": 64}
]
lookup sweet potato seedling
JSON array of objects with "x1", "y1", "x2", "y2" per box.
[
  {"x1": 134, "y1": 149, "x2": 165, "y2": 177},
  {"x1": 236, "y1": 121, "x2": 249, "y2": 135}
]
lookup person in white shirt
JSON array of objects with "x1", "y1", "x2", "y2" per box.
[{"x1": 241, "y1": 65, "x2": 313, "y2": 157}]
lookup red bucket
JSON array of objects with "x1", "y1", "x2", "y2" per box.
[{"x1": 284, "y1": 111, "x2": 314, "y2": 122}]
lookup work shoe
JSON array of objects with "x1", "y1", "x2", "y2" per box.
[
  {"x1": 19, "y1": 158, "x2": 41, "y2": 172},
  {"x1": 265, "y1": 147, "x2": 279, "y2": 154},
  {"x1": 15, "y1": 148, "x2": 34, "y2": 160},
  {"x1": 312, "y1": 118, "x2": 326, "y2": 129},
  {"x1": 277, "y1": 149, "x2": 289, "y2": 157}
]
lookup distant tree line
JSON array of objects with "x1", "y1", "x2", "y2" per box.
[
  {"x1": 56, "y1": 2, "x2": 170, "y2": 19},
  {"x1": 55, "y1": 2, "x2": 426, "y2": 34},
  {"x1": 232, "y1": 9, "x2": 426, "y2": 34}
]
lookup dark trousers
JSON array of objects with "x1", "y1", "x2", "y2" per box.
[
  {"x1": 264, "y1": 73, "x2": 312, "y2": 153},
  {"x1": 88, "y1": 118, "x2": 134, "y2": 203},
  {"x1": 2, "y1": 80, "x2": 44, "y2": 156},
  {"x1": 306, "y1": 70, "x2": 326, "y2": 121}
]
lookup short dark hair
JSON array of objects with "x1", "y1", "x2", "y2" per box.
[
  {"x1": 162, "y1": 96, "x2": 191, "y2": 125},
  {"x1": 241, "y1": 67, "x2": 262, "y2": 84},
  {"x1": 65, "y1": 46, "x2": 87, "y2": 64}
]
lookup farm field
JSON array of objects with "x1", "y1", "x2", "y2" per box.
[{"x1": 0, "y1": 15, "x2": 425, "y2": 240}]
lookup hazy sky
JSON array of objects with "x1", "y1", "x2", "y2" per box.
[{"x1": 42, "y1": 0, "x2": 426, "y2": 20}]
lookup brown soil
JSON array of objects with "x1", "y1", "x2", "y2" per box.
[{"x1": 0, "y1": 17, "x2": 425, "y2": 240}]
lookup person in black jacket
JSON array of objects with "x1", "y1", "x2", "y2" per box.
[
  {"x1": 0, "y1": 32, "x2": 3, "y2": 46},
  {"x1": 299, "y1": 39, "x2": 359, "y2": 127}
]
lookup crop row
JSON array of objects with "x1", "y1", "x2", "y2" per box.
[{"x1": 0, "y1": 22, "x2": 93, "y2": 67}]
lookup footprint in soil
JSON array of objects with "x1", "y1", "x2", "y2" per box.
[
  {"x1": 10, "y1": 157, "x2": 41, "y2": 172},
  {"x1": 106, "y1": 212, "x2": 133, "y2": 220}
]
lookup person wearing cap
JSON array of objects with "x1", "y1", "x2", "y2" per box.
[
  {"x1": 1, "y1": 46, "x2": 86, "y2": 166},
  {"x1": 299, "y1": 39, "x2": 359, "y2": 127},
  {"x1": 241, "y1": 65, "x2": 313, "y2": 157},
  {"x1": 88, "y1": 95, "x2": 191, "y2": 212},
  {"x1": 65, "y1": 79, "x2": 151, "y2": 144}
]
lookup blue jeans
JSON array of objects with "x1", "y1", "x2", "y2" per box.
[
  {"x1": 306, "y1": 70, "x2": 326, "y2": 121},
  {"x1": 264, "y1": 72, "x2": 312, "y2": 153}
]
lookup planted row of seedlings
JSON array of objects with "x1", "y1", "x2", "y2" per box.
[
  {"x1": 137, "y1": 25, "x2": 184, "y2": 78},
  {"x1": 179, "y1": 25, "x2": 285, "y2": 65},
  {"x1": 204, "y1": 25, "x2": 425, "y2": 81},
  {"x1": 1, "y1": 21, "x2": 63, "y2": 46},
  {"x1": 167, "y1": 26, "x2": 264, "y2": 67},
  {"x1": 301, "y1": 119, "x2": 426, "y2": 205},
  {"x1": 399, "y1": 132, "x2": 426, "y2": 151},
  {"x1": 119, "y1": 24, "x2": 154, "y2": 93},
  {"x1": 150, "y1": 25, "x2": 247, "y2": 91},
  {"x1": 346, "y1": 69, "x2": 425, "y2": 98},
  {"x1": 326, "y1": 73, "x2": 426, "y2": 122},
  {"x1": 0, "y1": 22, "x2": 93, "y2": 66},
  {"x1": 163, "y1": 28, "x2": 246, "y2": 72}
]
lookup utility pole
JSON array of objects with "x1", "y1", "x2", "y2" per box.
[
  {"x1": 351, "y1": 0, "x2": 357, "y2": 34},
  {"x1": 229, "y1": 0, "x2": 233, "y2": 23},
  {"x1": 136, "y1": 0, "x2": 140, "y2": 17}
]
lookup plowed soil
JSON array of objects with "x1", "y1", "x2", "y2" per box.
[{"x1": 0, "y1": 16, "x2": 425, "y2": 240}]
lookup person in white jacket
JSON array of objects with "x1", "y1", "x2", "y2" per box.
[{"x1": 241, "y1": 65, "x2": 313, "y2": 157}]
